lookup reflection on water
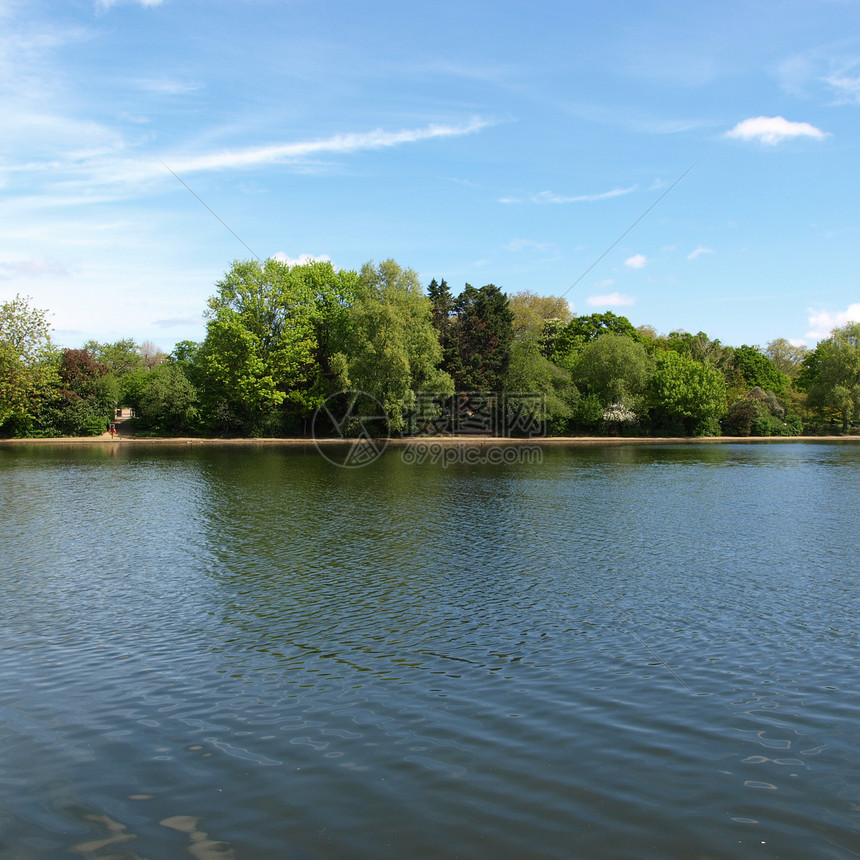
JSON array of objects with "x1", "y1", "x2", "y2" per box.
[{"x1": 1, "y1": 442, "x2": 859, "y2": 859}]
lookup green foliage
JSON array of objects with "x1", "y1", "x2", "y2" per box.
[
  {"x1": 648, "y1": 350, "x2": 727, "y2": 436},
  {"x1": 446, "y1": 283, "x2": 514, "y2": 391},
  {"x1": 198, "y1": 258, "x2": 357, "y2": 433},
  {"x1": 800, "y1": 322, "x2": 860, "y2": 431},
  {"x1": 427, "y1": 278, "x2": 454, "y2": 338},
  {"x1": 83, "y1": 338, "x2": 144, "y2": 377},
  {"x1": 765, "y1": 338, "x2": 808, "y2": 379},
  {"x1": 570, "y1": 333, "x2": 652, "y2": 413},
  {"x1": 134, "y1": 362, "x2": 199, "y2": 434},
  {"x1": 509, "y1": 291, "x2": 572, "y2": 341},
  {"x1": 33, "y1": 349, "x2": 117, "y2": 436},
  {"x1": 722, "y1": 387, "x2": 798, "y2": 436},
  {"x1": 0, "y1": 296, "x2": 59, "y2": 436},
  {"x1": 656, "y1": 330, "x2": 732, "y2": 370},
  {"x1": 0, "y1": 294, "x2": 53, "y2": 363},
  {"x1": 503, "y1": 339, "x2": 578, "y2": 434},
  {"x1": 330, "y1": 260, "x2": 453, "y2": 432},
  {"x1": 572, "y1": 392, "x2": 604, "y2": 432},
  {"x1": 547, "y1": 311, "x2": 640, "y2": 370},
  {"x1": 729, "y1": 345, "x2": 790, "y2": 397}
]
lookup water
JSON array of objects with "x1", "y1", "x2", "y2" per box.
[{"x1": 1, "y1": 441, "x2": 859, "y2": 859}]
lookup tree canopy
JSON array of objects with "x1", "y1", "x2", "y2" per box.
[{"x1": 3, "y1": 259, "x2": 856, "y2": 440}]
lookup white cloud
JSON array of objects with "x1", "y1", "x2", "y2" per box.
[
  {"x1": 806, "y1": 303, "x2": 860, "y2": 341},
  {"x1": 97, "y1": 0, "x2": 165, "y2": 9},
  {"x1": 586, "y1": 292, "x2": 635, "y2": 307},
  {"x1": 826, "y1": 70, "x2": 860, "y2": 105},
  {"x1": 624, "y1": 254, "x2": 647, "y2": 269},
  {"x1": 0, "y1": 256, "x2": 74, "y2": 280},
  {"x1": 687, "y1": 246, "x2": 715, "y2": 260},
  {"x1": 165, "y1": 118, "x2": 489, "y2": 175},
  {"x1": 500, "y1": 186, "x2": 636, "y2": 205},
  {"x1": 4, "y1": 119, "x2": 492, "y2": 211},
  {"x1": 133, "y1": 78, "x2": 204, "y2": 95},
  {"x1": 271, "y1": 252, "x2": 332, "y2": 267},
  {"x1": 724, "y1": 116, "x2": 828, "y2": 146}
]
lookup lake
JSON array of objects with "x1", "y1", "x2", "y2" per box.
[{"x1": 1, "y1": 441, "x2": 859, "y2": 859}]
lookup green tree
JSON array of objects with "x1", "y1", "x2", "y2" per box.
[
  {"x1": 799, "y1": 322, "x2": 860, "y2": 432},
  {"x1": 765, "y1": 338, "x2": 808, "y2": 379},
  {"x1": 198, "y1": 258, "x2": 357, "y2": 434},
  {"x1": 83, "y1": 338, "x2": 144, "y2": 377},
  {"x1": 134, "y1": 362, "x2": 199, "y2": 434},
  {"x1": 658, "y1": 330, "x2": 731, "y2": 368},
  {"x1": 547, "y1": 311, "x2": 640, "y2": 370},
  {"x1": 427, "y1": 278, "x2": 454, "y2": 338},
  {"x1": 648, "y1": 350, "x2": 727, "y2": 436},
  {"x1": 571, "y1": 332, "x2": 653, "y2": 428},
  {"x1": 331, "y1": 260, "x2": 453, "y2": 433},
  {"x1": 729, "y1": 345, "x2": 790, "y2": 397},
  {"x1": 509, "y1": 291, "x2": 572, "y2": 341},
  {"x1": 447, "y1": 283, "x2": 514, "y2": 391},
  {"x1": 503, "y1": 339, "x2": 577, "y2": 434},
  {"x1": 36, "y1": 349, "x2": 117, "y2": 436},
  {"x1": 0, "y1": 295, "x2": 58, "y2": 435}
]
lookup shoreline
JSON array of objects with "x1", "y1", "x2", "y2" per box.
[{"x1": 1, "y1": 434, "x2": 857, "y2": 447}]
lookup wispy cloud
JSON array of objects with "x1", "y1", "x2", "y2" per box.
[
  {"x1": 724, "y1": 115, "x2": 829, "y2": 146},
  {"x1": 778, "y1": 50, "x2": 860, "y2": 105},
  {"x1": 133, "y1": 77, "x2": 204, "y2": 95},
  {"x1": 624, "y1": 254, "x2": 647, "y2": 269},
  {"x1": 5, "y1": 119, "x2": 492, "y2": 209},
  {"x1": 502, "y1": 238, "x2": 556, "y2": 253},
  {"x1": 0, "y1": 256, "x2": 74, "y2": 280},
  {"x1": 500, "y1": 185, "x2": 636, "y2": 204},
  {"x1": 586, "y1": 292, "x2": 635, "y2": 307},
  {"x1": 97, "y1": 0, "x2": 165, "y2": 10},
  {"x1": 825, "y1": 68, "x2": 860, "y2": 105},
  {"x1": 806, "y1": 303, "x2": 860, "y2": 341},
  {"x1": 166, "y1": 118, "x2": 490, "y2": 175},
  {"x1": 687, "y1": 246, "x2": 715, "y2": 260}
]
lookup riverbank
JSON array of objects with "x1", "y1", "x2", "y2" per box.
[{"x1": 1, "y1": 434, "x2": 856, "y2": 447}]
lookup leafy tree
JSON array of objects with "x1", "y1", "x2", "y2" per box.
[
  {"x1": 570, "y1": 332, "x2": 653, "y2": 415},
  {"x1": 729, "y1": 345, "x2": 790, "y2": 398},
  {"x1": 722, "y1": 387, "x2": 798, "y2": 436},
  {"x1": 83, "y1": 338, "x2": 144, "y2": 377},
  {"x1": 134, "y1": 361, "x2": 199, "y2": 434},
  {"x1": 447, "y1": 283, "x2": 514, "y2": 391},
  {"x1": 799, "y1": 322, "x2": 860, "y2": 431},
  {"x1": 648, "y1": 350, "x2": 727, "y2": 436},
  {"x1": 0, "y1": 294, "x2": 52, "y2": 363},
  {"x1": 657, "y1": 330, "x2": 732, "y2": 369},
  {"x1": 765, "y1": 338, "x2": 808, "y2": 379},
  {"x1": 0, "y1": 295, "x2": 57, "y2": 435},
  {"x1": 198, "y1": 258, "x2": 357, "y2": 433},
  {"x1": 36, "y1": 349, "x2": 117, "y2": 436},
  {"x1": 503, "y1": 339, "x2": 577, "y2": 434},
  {"x1": 547, "y1": 311, "x2": 640, "y2": 370},
  {"x1": 509, "y1": 291, "x2": 572, "y2": 341},
  {"x1": 330, "y1": 260, "x2": 452, "y2": 433}
]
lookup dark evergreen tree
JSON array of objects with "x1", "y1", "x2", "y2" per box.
[
  {"x1": 427, "y1": 278, "x2": 453, "y2": 337},
  {"x1": 448, "y1": 283, "x2": 514, "y2": 391}
]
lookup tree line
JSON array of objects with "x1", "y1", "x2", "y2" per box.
[{"x1": 2, "y1": 258, "x2": 859, "y2": 438}]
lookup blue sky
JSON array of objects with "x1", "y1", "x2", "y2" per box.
[{"x1": 2, "y1": 0, "x2": 859, "y2": 352}]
